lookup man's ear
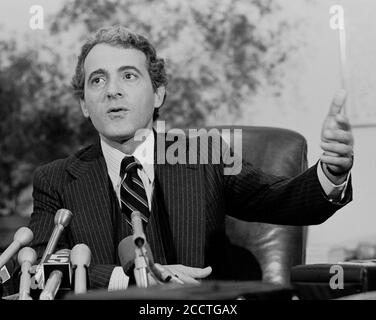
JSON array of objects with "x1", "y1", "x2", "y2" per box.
[
  {"x1": 80, "y1": 99, "x2": 90, "y2": 118},
  {"x1": 154, "y1": 86, "x2": 166, "y2": 109}
]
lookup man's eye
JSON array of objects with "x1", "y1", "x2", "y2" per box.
[
  {"x1": 91, "y1": 77, "x2": 105, "y2": 86},
  {"x1": 122, "y1": 72, "x2": 137, "y2": 80}
]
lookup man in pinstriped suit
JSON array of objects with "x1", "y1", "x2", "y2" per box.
[{"x1": 28, "y1": 26, "x2": 354, "y2": 289}]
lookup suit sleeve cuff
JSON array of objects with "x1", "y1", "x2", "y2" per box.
[{"x1": 317, "y1": 161, "x2": 351, "y2": 201}]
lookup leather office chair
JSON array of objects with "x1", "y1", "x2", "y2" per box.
[{"x1": 213, "y1": 125, "x2": 308, "y2": 286}]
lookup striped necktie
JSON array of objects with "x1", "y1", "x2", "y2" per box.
[{"x1": 120, "y1": 156, "x2": 150, "y2": 226}]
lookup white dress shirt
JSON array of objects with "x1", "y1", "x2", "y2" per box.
[{"x1": 101, "y1": 131, "x2": 155, "y2": 208}]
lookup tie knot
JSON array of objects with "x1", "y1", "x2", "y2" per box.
[{"x1": 120, "y1": 156, "x2": 140, "y2": 176}]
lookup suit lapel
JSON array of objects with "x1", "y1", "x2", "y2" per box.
[
  {"x1": 154, "y1": 133, "x2": 206, "y2": 268},
  {"x1": 64, "y1": 142, "x2": 117, "y2": 264}
]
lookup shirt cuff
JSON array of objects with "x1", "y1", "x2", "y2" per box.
[
  {"x1": 108, "y1": 266, "x2": 129, "y2": 291},
  {"x1": 317, "y1": 161, "x2": 350, "y2": 201}
]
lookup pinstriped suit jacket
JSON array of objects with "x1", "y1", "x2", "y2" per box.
[{"x1": 29, "y1": 133, "x2": 352, "y2": 288}]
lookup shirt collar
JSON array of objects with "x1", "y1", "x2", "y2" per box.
[{"x1": 100, "y1": 130, "x2": 155, "y2": 186}]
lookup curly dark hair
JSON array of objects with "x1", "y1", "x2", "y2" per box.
[{"x1": 72, "y1": 26, "x2": 168, "y2": 120}]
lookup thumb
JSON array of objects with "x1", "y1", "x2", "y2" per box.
[
  {"x1": 186, "y1": 266, "x2": 212, "y2": 278},
  {"x1": 198, "y1": 266, "x2": 212, "y2": 277},
  {"x1": 172, "y1": 265, "x2": 212, "y2": 278},
  {"x1": 328, "y1": 89, "x2": 347, "y2": 116}
]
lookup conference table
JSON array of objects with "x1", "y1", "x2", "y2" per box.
[
  {"x1": 65, "y1": 280, "x2": 293, "y2": 300},
  {"x1": 2, "y1": 280, "x2": 293, "y2": 300}
]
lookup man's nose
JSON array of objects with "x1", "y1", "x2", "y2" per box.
[{"x1": 106, "y1": 78, "x2": 124, "y2": 99}]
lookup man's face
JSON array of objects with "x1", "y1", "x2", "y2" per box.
[{"x1": 80, "y1": 44, "x2": 165, "y2": 143}]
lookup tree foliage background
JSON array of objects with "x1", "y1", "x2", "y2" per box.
[{"x1": 0, "y1": 0, "x2": 298, "y2": 215}]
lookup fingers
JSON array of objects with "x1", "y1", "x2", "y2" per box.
[
  {"x1": 321, "y1": 90, "x2": 354, "y2": 175},
  {"x1": 323, "y1": 114, "x2": 351, "y2": 133},
  {"x1": 322, "y1": 151, "x2": 338, "y2": 157},
  {"x1": 161, "y1": 265, "x2": 199, "y2": 285},
  {"x1": 153, "y1": 263, "x2": 184, "y2": 285},
  {"x1": 167, "y1": 270, "x2": 200, "y2": 285},
  {"x1": 320, "y1": 142, "x2": 353, "y2": 157},
  {"x1": 151, "y1": 263, "x2": 173, "y2": 282},
  {"x1": 320, "y1": 154, "x2": 353, "y2": 169},
  {"x1": 320, "y1": 139, "x2": 354, "y2": 175},
  {"x1": 328, "y1": 89, "x2": 347, "y2": 116},
  {"x1": 335, "y1": 113, "x2": 351, "y2": 131},
  {"x1": 322, "y1": 128, "x2": 353, "y2": 145},
  {"x1": 168, "y1": 265, "x2": 212, "y2": 279},
  {"x1": 159, "y1": 265, "x2": 212, "y2": 285}
]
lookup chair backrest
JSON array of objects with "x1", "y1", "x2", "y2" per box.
[{"x1": 212, "y1": 125, "x2": 308, "y2": 285}]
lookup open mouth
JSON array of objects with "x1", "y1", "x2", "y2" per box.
[
  {"x1": 108, "y1": 107, "x2": 128, "y2": 113},
  {"x1": 107, "y1": 107, "x2": 129, "y2": 119}
]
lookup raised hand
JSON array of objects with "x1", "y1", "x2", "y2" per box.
[{"x1": 320, "y1": 90, "x2": 354, "y2": 183}]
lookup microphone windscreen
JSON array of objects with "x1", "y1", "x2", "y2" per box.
[
  {"x1": 14, "y1": 227, "x2": 34, "y2": 247},
  {"x1": 0, "y1": 227, "x2": 33, "y2": 269},
  {"x1": 54, "y1": 209, "x2": 73, "y2": 227},
  {"x1": 118, "y1": 237, "x2": 136, "y2": 274},
  {"x1": 18, "y1": 247, "x2": 37, "y2": 266},
  {"x1": 118, "y1": 236, "x2": 154, "y2": 274},
  {"x1": 70, "y1": 244, "x2": 91, "y2": 267}
]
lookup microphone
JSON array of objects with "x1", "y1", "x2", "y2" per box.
[
  {"x1": 70, "y1": 244, "x2": 91, "y2": 295},
  {"x1": 0, "y1": 227, "x2": 33, "y2": 293},
  {"x1": 17, "y1": 247, "x2": 37, "y2": 300},
  {"x1": 41, "y1": 249, "x2": 72, "y2": 291},
  {"x1": 119, "y1": 236, "x2": 149, "y2": 275},
  {"x1": 131, "y1": 211, "x2": 146, "y2": 248},
  {"x1": 118, "y1": 236, "x2": 148, "y2": 287},
  {"x1": 40, "y1": 209, "x2": 73, "y2": 264},
  {"x1": 131, "y1": 211, "x2": 147, "y2": 287},
  {"x1": 39, "y1": 270, "x2": 63, "y2": 300},
  {"x1": 118, "y1": 236, "x2": 172, "y2": 286},
  {"x1": 0, "y1": 227, "x2": 33, "y2": 270},
  {"x1": 35, "y1": 209, "x2": 72, "y2": 289}
]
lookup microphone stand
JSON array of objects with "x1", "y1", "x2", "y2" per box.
[{"x1": 134, "y1": 246, "x2": 149, "y2": 288}]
